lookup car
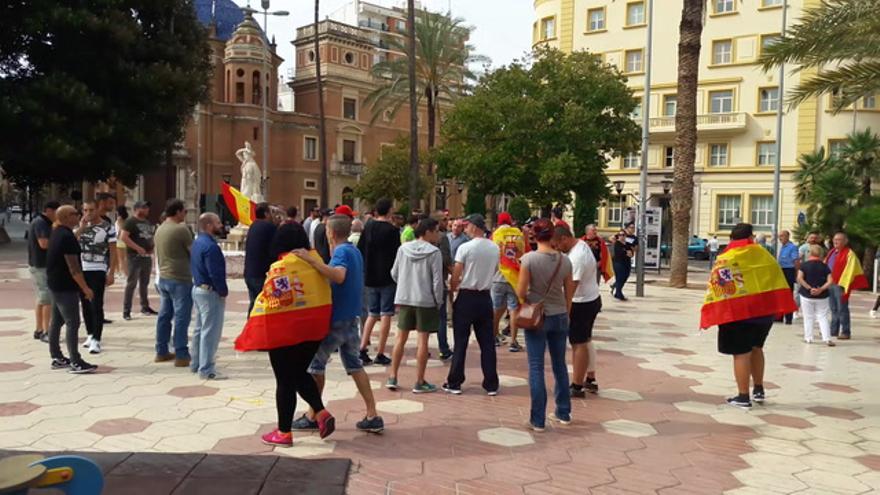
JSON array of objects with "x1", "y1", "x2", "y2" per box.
[
  {"x1": 8, "y1": 205, "x2": 22, "y2": 214},
  {"x1": 660, "y1": 237, "x2": 723, "y2": 260}
]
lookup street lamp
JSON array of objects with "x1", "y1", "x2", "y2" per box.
[
  {"x1": 662, "y1": 179, "x2": 673, "y2": 196},
  {"x1": 613, "y1": 180, "x2": 625, "y2": 228},
  {"x1": 635, "y1": 0, "x2": 655, "y2": 298},
  {"x1": 770, "y1": 0, "x2": 788, "y2": 255}
]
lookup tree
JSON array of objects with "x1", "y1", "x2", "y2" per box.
[
  {"x1": 508, "y1": 196, "x2": 532, "y2": 226},
  {"x1": 406, "y1": 0, "x2": 419, "y2": 210},
  {"x1": 759, "y1": 0, "x2": 880, "y2": 111},
  {"x1": 437, "y1": 48, "x2": 640, "y2": 216},
  {"x1": 669, "y1": 0, "x2": 706, "y2": 288},
  {"x1": 0, "y1": 0, "x2": 212, "y2": 187},
  {"x1": 353, "y1": 138, "x2": 430, "y2": 207},
  {"x1": 314, "y1": 0, "x2": 329, "y2": 207},
  {"x1": 840, "y1": 128, "x2": 880, "y2": 280}
]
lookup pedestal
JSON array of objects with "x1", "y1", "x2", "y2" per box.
[{"x1": 222, "y1": 224, "x2": 249, "y2": 251}]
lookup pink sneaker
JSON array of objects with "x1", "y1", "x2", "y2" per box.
[
  {"x1": 316, "y1": 410, "x2": 336, "y2": 439},
  {"x1": 261, "y1": 429, "x2": 293, "y2": 447}
]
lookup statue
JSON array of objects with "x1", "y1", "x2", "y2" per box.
[{"x1": 235, "y1": 141, "x2": 264, "y2": 203}]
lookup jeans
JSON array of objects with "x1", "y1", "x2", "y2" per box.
[
  {"x1": 124, "y1": 256, "x2": 152, "y2": 313},
  {"x1": 269, "y1": 341, "x2": 325, "y2": 432},
  {"x1": 367, "y1": 284, "x2": 396, "y2": 317},
  {"x1": 245, "y1": 277, "x2": 264, "y2": 317},
  {"x1": 49, "y1": 290, "x2": 82, "y2": 363},
  {"x1": 524, "y1": 313, "x2": 571, "y2": 428},
  {"x1": 709, "y1": 252, "x2": 718, "y2": 268},
  {"x1": 828, "y1": 284, "x2": 850, "y2": 337},
  {"x1": 156, "y1": 278, "x2": 193, "y2": 358},
  {"x1": 308, "y1": 318, "x2": 363, "y2": 374},
  {"x1": 801, "y1": 297, "x2": 831, "y2": 342},
  {"x1": 80, "y1": 271, "x2": 107, "y2": 341},
  {"x1": 612, "y1": 261, "x2": 631, "y2": 298},
  {"x1": 191, "y1": 287, "x2": 225, "y2": 377},
  {"x1": 446, "y1": 290, "x2": 498, "y2": 391},
  {"x1": 781, "y1": 268, "x2": 797, "y2": 324},
  {"x1": 437, "y1": 287, "x2": 450, "y2": 354}
]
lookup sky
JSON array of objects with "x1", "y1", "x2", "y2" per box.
[{"x1": 232, "y1": 0, "x2": 535, "y2": 78}]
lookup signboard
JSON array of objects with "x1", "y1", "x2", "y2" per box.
[{"x1": 643, "y1": 206, "x2": 662, "y2": 269}]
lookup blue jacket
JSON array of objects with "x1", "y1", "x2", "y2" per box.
[{"x1": 191, "y1": 233, "x2": 228, "y2": 297}]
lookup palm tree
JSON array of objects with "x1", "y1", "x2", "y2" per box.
[
  {"x1": 314, "y1": 0, "x2": 328, "y2": 207},
  {"x1": 759, "y1": 0, "x2": 880, "y2": 111},
  {"x1": 406, "y1": 0, "x2": 419, "y2": 210},
  {"x1": 669, "y1": 0, "x2": 705, "y2": 288},
  {"x1": 841, "y1": 128, "x2": 880, "y2": 280}
]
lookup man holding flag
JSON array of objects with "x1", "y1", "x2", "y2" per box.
[
  {"x1": 825, "y1": 232, "x2": 868, "y2": 340},
  {"x1": 491, "y1": 212, "x2": 525, "y2": 352},
  {"x1": 701, "y1": 223, "x2": 797, "y2": 409}
]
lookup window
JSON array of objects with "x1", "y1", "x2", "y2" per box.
[
  {"x1": 308, "y1": 50, "x2": 316, "y2": 62},
  {"x1": 665, "y1": 146, "x2": 675, "y2": 168},
  {"x1": 235, "y1": 82, "x2": 245, "y2": 103},
  {"x1": 717, "y1": 195, "x2": 741, "y2": 230},
  {"x1": 759, "y1": 87, "x2": 779, "y2": 112},
  {"x1": 863, "y1": 95, "x2": 877, "y2": 109},
  {"x1": 761, "y1": 34, "x2": 780, "y2": 54},
  {"x1": 342, "y1": 139, "x2": 356, "y2": 162},
  {"x1": 304, "y1": 180, "x2": 318, "y2": 190},
  {"x1": 714, "y1": 0, "x2": 735, "y2": 14},
  {"x1": 757, "y1": 142, "x2": 777, "y2": 165},
  {"x1": 343, "y1": 97, "x2": 357, "y2": 120},
  {"x1": 608, "y1": 205, "x2": 622, "y2": 225},
  {"x1": 712, "y1": 40, "x2": 733, "y2": 65},
  {"x1": 828, "y1": 139, "x2": 847, "y2": 160},
  {"x1": 626, "y1": 2, "x2": 646, "y2": 26},
  {"x1": 663, "y1": 95, "x2": 677, "y2": 116},
  {"x1": 623, "y1": 151, "x2": 640, "y2": 169},
  {"x1": 588, "y1": 8, "x2": 605, "y2": 31},
  {"x1": 630, "y1": 97, "x2": 642, "y2": 119},
  {"x1": 709, "y1": 143, "x2": 729, "y2": 166},
  {"x1": 750, "y1": 196, "x2": 774, "y2": 229},
  {"x1": 252, "y1": 71, "x2": 262, "y2": 105},
  {"x1": 625, "y1": 49, "x2": 644, "y2": 73},
  {"x1": 709, "y1": 90, "x2": 734, "y2": 113},
  {"x1": 762, "y1": 0, "x2": 783, "y2": 6},
  {"x1": 304, "y1": 137, "x2": 317, "y2": 160},
  {"x1": 541, "y1": 17, "x2": 556, "y2": 40},
  {"x1": 344, "y1": 52, "x2": 355, "y2": 64}
]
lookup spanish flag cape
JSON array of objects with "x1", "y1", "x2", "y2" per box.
[
  {"x1": 492, "y1": 225, "x2": 525, "y2": 291},
  {"x1": 825, "y1": 247, "x2": 868, "y2": 302},
  {"x1": 582, "y1": 236, "x2": 614, "y2": 282},
  {"x1": 234, "y1": 251, "x2": 332, "y2": 351},
  {"x1": 220, "y1": 182, "x2": 256, "y2": 226},
  {"x1": 700, "y1": 238, "x2": 797, "y2": 329}
]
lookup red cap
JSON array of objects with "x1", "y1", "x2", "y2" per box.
[
  {"x1": 497, "y1": 212, "x2": 512, "y2": 226},
  {"x1": 334, "y1": 205, "x2": 357, "y2": 218}
]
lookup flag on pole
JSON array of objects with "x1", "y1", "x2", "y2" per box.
[
  {"x1": 825, "y1": 247, "x2": 868, "y2": 302},
  {"x1": 220, "y1": 182, "x2": 256, "y2": 226}
]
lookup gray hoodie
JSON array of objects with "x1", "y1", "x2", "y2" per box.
[{"x1": 391, "y1": 239, "x2": 444, "y2": 308}]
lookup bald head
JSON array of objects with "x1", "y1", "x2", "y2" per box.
[
  {"x1": 198, "y1": 213, "x2": 223, "y2": 236},
  {"x1": 55, "y1": 205, "x2": 80, "y2": 228}
]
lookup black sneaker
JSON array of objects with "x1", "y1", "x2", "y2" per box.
[
  {"x1": 442, "y1": 382, "x2": 462, "y2": 395},
  {"x1": 102, "y1": 318, "x2": 113, "y2": 324},
  {"x1": 509, "y1": 341, "x2": 523, "y2": 352},
  {"x1": 439, "y1": 350, "x2": 453, "y2": 361},
  {"x1": 585, "y1": 378, "x2": 599, "y2": 394},
  {"x1": 570, "y1": 384, "x2": 586, "y2": 398},
  {"x1": 726, "y1": 395, "x2": 752, "y2": 409},
  {"x1": 141, "y1": 308, "x2": 158, "y2": 316},
  {"x1": 39, "y1": 333, "x2": 49, "y2": 344},
  {"x1": 33, "y1": 330, "x2": 44, "y2": 340},
  {"x1": 290, "y1": 414, "x2": 319, "y2": 431},
  {"x1": 69, "y1": 359, "x2": 97, "y2": 374},
  {"x1": 356, "y1": 416, "x2": 385, "y2": 433},
  {"x1": 51, "y1": 357, "x2": 71, "y2": 370},
  {"x1": 501, "y1": 325, "x2": 511, "y2": 337},
  {"x1": 753, "y1": 387, "x2": 766, "y2": 404},
  {"x1": 373, "y1": 353, "x2": 391, "y2": 366},
  {"x1": 359, "y1": 349, "x2": 373, "y2": 366},
  {"x1": 494, "y1": 336, "x2": 503, "y2": 347},
  {"x1": 122, "y1": 312, "x2": 132, "y2": 321}
]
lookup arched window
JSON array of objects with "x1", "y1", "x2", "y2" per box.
[{"x1": 252, "y1": 70, "x2": 262, "y2": 105}]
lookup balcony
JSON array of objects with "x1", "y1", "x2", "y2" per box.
[
  {"x1": 333, "y1": 161, "x2": 365, "y2": 177},
  {"x1": 647, "y1": 112, "x2": 748, "y2": 135}
]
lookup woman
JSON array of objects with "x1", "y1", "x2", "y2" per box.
[
  {"x1": 115, "y1": 205, "x2": 129, "y2": 277},
  {"x1": 798, "y1": 244, "x2": 835, "y2": 346},
  {"x1": 516, "y1": 218, "x2": 574, "y2": 431},
  {"x1": 611, "y1": 229, "x2": 631, "y2": 301}
]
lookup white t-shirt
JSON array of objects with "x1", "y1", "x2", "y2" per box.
[
  {"x1": 454, "y1": 237, "x2": 499, "y2": 291},
  {"x1": 708, "y1": 238, "x2": 720, "y2": 253},
  {"x1": 568, "y1": 240, "x2": 600, "y2": 303}
]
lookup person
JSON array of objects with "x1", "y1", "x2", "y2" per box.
[
  {"x1": 400, "y1": 214, "x2": 419, "y2": 243},
  {"x1": 27, "y1": 201, "x2": 60, "y2": 342},
  {"x1": 433, "y1": 211, "x2": 454, "y2": 361},
  {"x1": 349, "y1": 218, "x2": 364, "y2": 245},
  {"x1": 307, "y1": 206, "x2": 324, "y2": 249},
  {"x1": 357, "y1": 198, "x2": 400, "y2": 366},
  {"x1": 190, "y1": 213, "x2": 229, "y2": 380},
  {"x1": 581, "y1": 224, "x2": 611, "y2": 393},
  {"x1": 292, "y1": 215, "x2": 384, "y2": 434},
  {"x1": 554, "y1": 225, "x2": 601, "y2": 399},
  {"x1": 708, "y1": 235, "x2": 720, "y2": 267},
  {"x1": 611, "y1": 229, "x2": 633, "y2": 301},
  {"x1": 302, "y1": 207, "x2": 319, "y2": 240},
  {"x1": 491, "y1": 212, "x2": 525, "y2": 352},
  {"x1": 153, "y1": 199, "x2": 193, "y2": 366},
  {"x1": 77, "y1": 194, "x2": 117, "y2": 354},
  {"x1": 270, "y1": 206, "x2": 310, "y2": 260},
  {"x1": 776, "y1": 230, "x2": 800, "y2": 325},
  {"x1": 550, "y1": 206, "x2": 570, "y2": 230},
  {"x1": 799, "y1": 232, "x2": 824, "y2": 263},
  {"x1": 46, "y1": 205, "x2": 97, "y2": 374},
  {"x1": 448, "y1": 219, "x2": 470, "y2": 260},
  {"x1": 115, "y1": 206, "x2": 129, "y2": 278},
  {"x1": 798, "y1": 244, "x2": 835, "y2": 346},
  {"x1": 385, "y1": 217, "x2": 444, "y2": 393},
  {"x1": 121, "y1": 200, "x2": 157, "y2": 319},
  {"x1": 825, "y1": 232, "x2": 868, "y2": 340},
  {"x1": 516, "y1": 219, "x2": 574, "y2": 431},
  {"x1": 443, "y1": 214, "x2": 500, "y2": 396},
  {"x1": 244, "y1": 203, "x2": 277, "y2": 315},
  {"x1": 313, "y1": 208, "x2": 333, "y2": 263},
  {"x1": 523, "y1": 222, "x2": 538, "y2": 252}
]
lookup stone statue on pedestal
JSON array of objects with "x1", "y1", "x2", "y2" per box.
[{"x1": 235, "y1": 141, "x2": 263, "y2": 203}]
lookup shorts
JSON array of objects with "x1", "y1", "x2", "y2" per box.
[
  {"x1": 29, "y1": 266, "x2": 51, "y2": 305},
  {"x1": 491, "y1": 282, "x2": 519, "y2": 311},
  {"x1": 569, "y1": 298, "x2": 602, "y2": 344},
  {"x1": 308, "y1": 318, "x2": 363, "y2": 375},
  {"x1": 397, "y1": 305, "x2": 440, "y2": 332},
  {"x1": 367, "y1": 284, "x2": 396, "y2": 317},
  {"x1": 717, "y1": 320, "x2": 772, "y2": 355}
]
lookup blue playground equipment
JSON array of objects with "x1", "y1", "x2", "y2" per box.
[{"x1": 0, "y1": 454, "x2": 103, "y2": 495}]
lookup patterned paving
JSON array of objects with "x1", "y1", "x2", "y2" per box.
[{"x1": 0, "y1": 238, "x2": 879, "y2": 494}]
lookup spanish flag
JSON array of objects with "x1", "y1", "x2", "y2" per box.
[
  {"x1": 700, "y1": 239, "x2": 797, "y2": 329},
  {"x1": 582, "y1": 237, "x2": 613, "y2": 282},
  {"x1": 220, "y1": 182, "x2": 256, "y2": 226},
  {"x1": 492, "y1": 225, "x2": 525, "y2": 293},
  {"x1": 825, "y1": 247, "x2": 868, "y2": 302}
]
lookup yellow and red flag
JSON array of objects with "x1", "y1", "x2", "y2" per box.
[
  {"x1": 235, "y1": 251, "x2": 332, "y2": 351},
  {"x1": 582, "y1": 237, "x2": 613, "y2": 282},
  {"x1": 825, "y1": 247, "x2": 868, "y2": 302},
  {"x1": 492, "y1": 225, "x2": 525, "y2": 292},
  {"x1": 220, "y1": 182, "x2": 256, "y2": 226},
  {"x1": 700, "y1": 239, "x2": 797, "y2": 329}
]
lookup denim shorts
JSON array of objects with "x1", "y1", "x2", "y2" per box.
[
  {"x1": 308, "y1": 318, "x2": 363, "y2": 375},
  {"x1": 491, "y1": 282, "x2": 519, "y2": 311},
  {"x1": 29, "y1": 267, "x2": 51, "y2": 305},
  {"x1": 367, "y1": 284, "x2": 396, "y2": 317}
]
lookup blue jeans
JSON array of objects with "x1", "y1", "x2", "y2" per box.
[
  {"x1": 367, "y1": 284, "x2": 396, "y2": 317},
  {"x1": 437, "y1": 287, "x2": 450, "y2": 354},
  {"x1": 191, "y1": 287, "x2": 225, "y2": 377},
  {"x1": 524, "y1": 313, "x2": 571, "y2": 428},
  {"x1": 613, "y1": 261, "x2": 631, "y2": 298},
  {"x1": 828, "y1": 284, "x2": 850, "y2": 337},
  {"x1": 156, "y1": 278, "x2": 193, "y2": 358},
  {"x1": 308, "y1": 318, "x2": 363, "y2": 375}
]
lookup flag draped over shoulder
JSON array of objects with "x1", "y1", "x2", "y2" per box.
[
  {"x1": 581, "y1": 237, "x2": 613, "y2": 282},
  {"x1": 826, "y1": 247, "x2": 868, "y2": 302},
  {"x1": 700, "y1": 239, "x2": 797, "y2": 329},
  {"x1": 221, "y1": 182, "x2": 256, "y2": 226},
  {"x1": 235, "y1": 251, "x2": 332, "y2": 351},
  {"x1": 492, "y1": 225, "x2": 525, "y2": 292}
]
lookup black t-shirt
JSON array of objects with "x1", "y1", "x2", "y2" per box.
[
  {"x1": 123, "y1": 217, "x2": 154, "y2": 255},
  {"x1": 357, "y1": 219, "x2": 400, "y2": 287},
  {"x1": 46, "y1": 226, "x2": 82, "y2": 292},
  {"x1": 314, "y1": 223, "x2": 331, "y2": 264},
  {"x1": 244, "y1": 219, "x2": 277, "y2": 278},
  {"x1": 27, "y1": 214, "x2": 52, "y2": 268},
  {"x1": 270, "y1": 221, "x2": 310, "y2": 261},
  {"x1": 799, "y1": 260, "x2": 832, "y2": 299}
]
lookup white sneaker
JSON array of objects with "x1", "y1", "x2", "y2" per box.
[
  {"x1": 871, "y1": 310, "x2": 877, "y2": 319},
  {"x1": 89, "y1": 340, "x2": 102, "y2": 354},
  {"x1": 82, "y1": 335, "x2": 93, "y2": 348},
  {"x1": 804, "y1": 339, "x2": 813, "y2": 344}
]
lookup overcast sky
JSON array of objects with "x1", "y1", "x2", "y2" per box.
[{"x1": 233, "y1": 0, "x2": 535, "y2": 77}]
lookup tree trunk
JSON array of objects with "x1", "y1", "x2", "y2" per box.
[
  {"x1": 315, "y1": 0, "x2": 329, "y2": 207},
  {"x1": 426, "y1": 86, "x2": 437, "y2": 209},
  {"x1": 669, "y1": 0, "x2": 704, "y2": 288},
  {"x1": 407, "y1": 0, "x2": 419, "y2": 210},
  {"x1": 861, "y1": 177, "x2": 875, "y2": 282}
]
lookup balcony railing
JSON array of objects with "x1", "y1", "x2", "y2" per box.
[
  {"x1": 647, "y1": 112, "x2": 748, "y2": 134},
  {"x1": 296, "y1": 20, "x2": 370, "y2": 44},
  {"x1": 333, "y1": 161, "x2": 365, "y2": 176}
]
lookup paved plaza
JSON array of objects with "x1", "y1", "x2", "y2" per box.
[{"x1": 1, "y1": 236, "x2": 879, "y2": 494}]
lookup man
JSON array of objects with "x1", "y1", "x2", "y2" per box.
[
  {"x1": 825, "y1": 232, "x2": 868, "y2": 340},
  {"x1": 28, "y1": 201, "x2": 60, "y2": 341},
  {"x1": 448, "y1": 219, "x2": 470, "y2": 260},
  {"x1": 313, "y1": 208, "x2": 333, "y2": 263},
  {"x1": 551, "y1": 205, "x2": 570, "y2": 230},
  {"x1": 443, "y1": 214, "x2": 500, "y2": 396},
  {"x1": 46, "y1": 205, "x2": 97, "y2": 374},
  {"x1": 244, "y1": 203, "x2": 277, "y2": 315},
  {"x1": 357, "y1": 198, "x2": 400, "y2": 366},
  {"x1": 799, "y1": 232, "x2": 824, "y2": 263},
  {"x1": 554, "y1": 226, "x2": 602, "y2": 398},
  {"x1": 308, "y1": 206, "x2": 325, "y2": 249},
  {"x1": 77, "y1": 194, "x2": 117, "y2": 354},
  {"x1": 433, "y1": 211, "x2": 454, "y2": 361},
  {"x1": 401, "y1": 214, "x2": 419, "y2": 243},
  {"x1": 153, "y1": 199, "x2": 193, "y2": 366},
  {"x1": 270, "y1": 206, "x2": 310, "y2": 260},
  {"x1": 292, "y1": 215, "x2": 385, "y2": 433},
  {"x1": 190, "y1": 213, "x2": 228, "y2": 380},
  {"x1": 349, "y1": 218, "x2": 364, "y2": 245},
  {"x1": 121, "y1": 200, "x2": 157, "y2": 319},
  {"x1": 777, "y1": 230, "x2": 800, "y2": 325},
  {"x1": 302, "y1": 206, "x2": 320, "y2": 240},
  {"x1": 491, "y1": 212, "x2": 525, "y2": 352},
  {"x1": 708, "y1": 235, "x2": 720, "y2": 267},
  {"x1": 581, "y1": 224, "x2": 611, "y2": 392}
]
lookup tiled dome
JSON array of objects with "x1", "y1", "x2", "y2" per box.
[{"x1": 195, "y1": 0, "x2": 245, "y2": 41}]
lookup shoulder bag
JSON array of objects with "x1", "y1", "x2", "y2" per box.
[{"x1": 516, "y1": 254, "x2": 564, "y2": 331}]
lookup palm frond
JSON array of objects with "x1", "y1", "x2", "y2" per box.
[{"x1": 784, "y1": 60, "x2": 880, "y2": 111}]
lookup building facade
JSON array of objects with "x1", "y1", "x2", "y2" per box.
[{"x1": 533, "y1": 0, "x2": 879, "y2": 240}]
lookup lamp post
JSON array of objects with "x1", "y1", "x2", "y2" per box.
[
  {"x1": 770, "y1": 0, "x2": 788, "y2": 255},
  {"x1": 635, "y1": 0, "x2": 654, "y2": 298},
  {"x1": 613, "y1": 180, "x2": 625, "y2": 228}
]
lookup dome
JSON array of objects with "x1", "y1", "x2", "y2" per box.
[
  {"x1": 224, "y1": 11, "x2": 272, "y2": 64},
  {"x1": 194, "y1": 0, "x2": 245, "y2": 41}
]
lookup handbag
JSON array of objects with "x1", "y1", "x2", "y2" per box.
[{"x1": 516, "y1": 254, "x2": 564, "y2": 331}]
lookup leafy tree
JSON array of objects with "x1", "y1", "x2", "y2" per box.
[
  {"x1": 840, "y1": 128, "x2": 880, "y2": 279},
  {"x1": 464, "y1": 190, "x2": 486, "y2": 216},
  {"x1": 0, "y1": 0, "x2": 212, "y2": 187},
  {"x1": 354, "y1": 138, "x2": 430, "y2": 206},
  {"x1": 508, "y1": 196, "x2": 532, "y2": 225},
  {"x1": 572, "y1": 189, "x2": 597, "y2": 237},
  {"x1": 848, "y1": 204, "x2": 880, "y2": 247}
]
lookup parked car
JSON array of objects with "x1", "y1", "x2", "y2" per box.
[{"x1": 660, "y1": 237, "x2": 725, "y2": 260}]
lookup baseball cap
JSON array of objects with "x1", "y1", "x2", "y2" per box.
[
  {"x1": 464, "y1": 213, "x2": 487, "y2": 231},
  {"x1": 497, "y1": 212, "x2": 512, "y2": 226},
  {"x1": 133, "y1": 200, "x2": 151, "y2": 209},
  {"x1": 335, "y1": 205, "x2": 357, "y2": 218}
]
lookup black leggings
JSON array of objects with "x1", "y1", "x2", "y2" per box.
[
  {"x1": 268, "y1": 341, "x2": 325, "y2": 432},
  {"x1": 873, "y1": 295, "x2": 880, "y2": 312}
]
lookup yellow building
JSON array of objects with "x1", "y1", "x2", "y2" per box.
[{"x1": 533, "y1": 0, "x2": 879, "y2": 240}]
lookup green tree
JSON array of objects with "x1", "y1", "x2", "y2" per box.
[
  {"x1": 0, "y1": 0, "x2": 212, "y2": 187},
  {"x1": 354, "y1": 138, "x2": 430, "y2": 206},
  {"x1": 840, "y1": 128, "x2": 880, "y2": 280},
  {"x1": 508, "y1": 196, "x2": 532, "y2": 226}
]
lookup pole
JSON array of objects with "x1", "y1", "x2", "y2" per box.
[
  {"x1": 406, "y1": 0, "x2": 419, "y2": 210},
  {"x1": 771, "y1": 0, "x2": 788, "y2": 255},
  {"x1": 635, "y1": 0, "x2": 654, "y2": 298},
  {"x1": 261, "y1": 7, "x2": 270, "y2": 202}
]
